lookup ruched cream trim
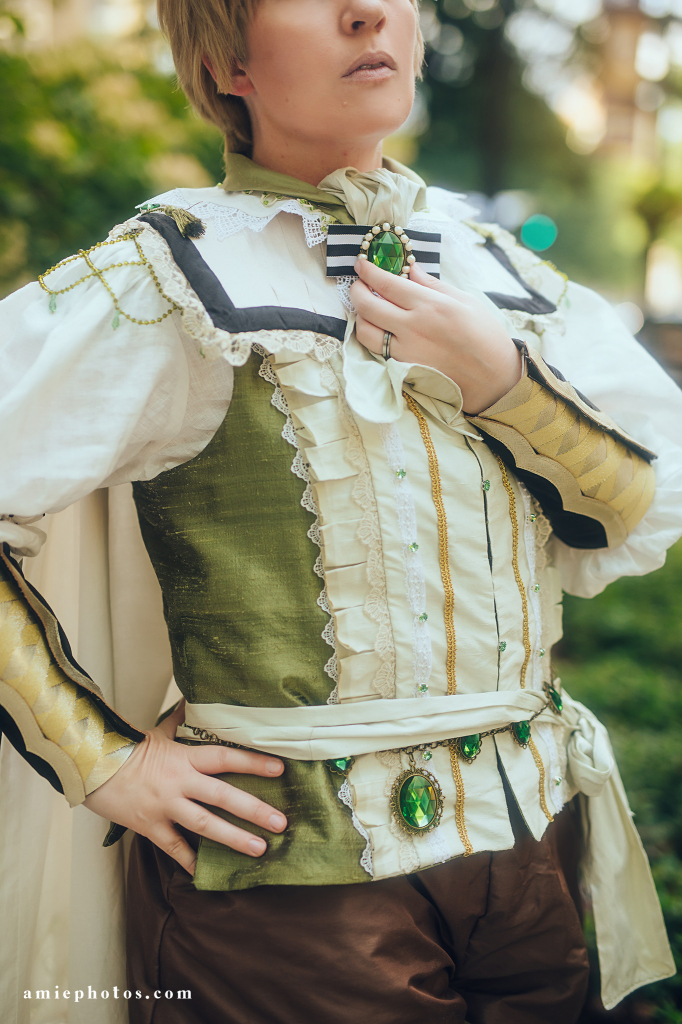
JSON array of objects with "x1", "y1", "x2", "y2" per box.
[{"x1": 109, "y1": 218, "x2": 342, "y2": 368}]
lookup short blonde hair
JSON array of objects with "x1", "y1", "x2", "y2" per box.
[{"x1": 158, "y1": 0, "x2": 425, "y2": 155}]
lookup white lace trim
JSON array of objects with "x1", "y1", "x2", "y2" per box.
[
  {"x1": 337, "y1": 778, "x2": 374, "y2": 877},
  {"x1": 380, "y1": 423, "x2": 432, "y2": 698},
  {"x1": 336, "y1": 275, "x2": 355, "y2": 313},
  {"x1": 110, "y1": 218, "x2": 342, "y2": 368},
  {"x1": 325, "y1": 361, "x2": 397, "y2": 699},
  {"x1": 256, "y1": 349, "x2": 337, "y2": 698},
  {"x1": 140, "y1": 189, "x2": 330, "y2": 249}
]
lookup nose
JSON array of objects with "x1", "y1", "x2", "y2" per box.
[{"x1": 340, "y1": 0, "x2": 387, "y2": 36}]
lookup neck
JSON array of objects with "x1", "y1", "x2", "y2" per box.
[{"x1": 249, "y1": 122, "x2": 384, "y2": 186}]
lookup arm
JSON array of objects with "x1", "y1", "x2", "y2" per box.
[{"x1": 466, "y1": 340, "x2": 656, "y2": 550}]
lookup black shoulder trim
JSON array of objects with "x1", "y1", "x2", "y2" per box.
[
  {"x1": 484, "y1": 238, "x2": 558, "y2": 316},
  {"x1": 139, "y1": 212, "x2": 347, "y2": 342}
]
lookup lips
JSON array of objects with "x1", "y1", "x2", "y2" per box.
[{"x1": 343, "y1": 51, "x2": 397, "y2": 77}]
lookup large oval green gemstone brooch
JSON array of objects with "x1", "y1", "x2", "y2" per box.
[
  {"x1": 390, "y1": 755, "x2": 444, "y2": 836},
  {"x1": 357, "y1": 223, "x2": 415, "y2": 278}
]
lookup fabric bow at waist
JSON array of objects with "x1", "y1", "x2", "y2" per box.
[{"x1": 177, "y1": 689, "x2": 558, "y2": 760}]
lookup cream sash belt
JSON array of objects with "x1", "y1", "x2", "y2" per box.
[
  {"x1": 177, "y1": 689, "x2": 554, "y2": 759},
  {"x1": 178, "y1": 690, "x2": 675, "y2": 1009}
]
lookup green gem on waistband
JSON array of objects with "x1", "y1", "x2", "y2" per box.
[
  {"x1": 368, "y1": 230, "x2": 405, "y2": 275},
  {"x1": 454, "y1": 733, "x2": 482, "y2": 764},
  {"x1": 511, "y1": 720, "x2": 531, "y2": 748},
  {"x1": 545, "y1": 683, "x2": 563, "y2": 714},
  {"x1": 326, "y1": 756, "x2": 355, "y2": 776}
]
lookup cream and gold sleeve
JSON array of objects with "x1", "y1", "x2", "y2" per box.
[
  {"x1": 466, "y1": 342, "x2": 657, "y2": 549},
  {"x1": 0, "y1": 546, "x2": 143, "y2": 806}
]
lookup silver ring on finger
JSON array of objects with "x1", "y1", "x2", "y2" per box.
[{"x1": 382, "y1": 330, "x2": 392, "y2": 360}]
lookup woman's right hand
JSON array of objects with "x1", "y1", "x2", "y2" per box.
[{"x1": 83, "y1": 701, "x2": 287, "y2": 875}]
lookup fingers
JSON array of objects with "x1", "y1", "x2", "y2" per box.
[
  {"x1": 355, "y1": 315, "x2": 387, "y2": 355},
  {"x1": 187, "y1": 744, "x2": 284, "y2": 778},
  {"x1": 152, "y1": 824, "x2": 198, "y2": 875},
  {"x1": 173, "y1": 797, "x2": 272, "y2": 858},
  {"x1": 351, "y1": 277, "x2": 405, "y2": 336},
  {"x1": 184, "y1": 772, "x2": 287, "y2": 834},
  {"x1": 355, "y1": 258, "x2": 421, "y2": 309}
]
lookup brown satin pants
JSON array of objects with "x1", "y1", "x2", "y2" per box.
[{"x1": 126, "y1": 798, "x2": 589, "y2": 1024}]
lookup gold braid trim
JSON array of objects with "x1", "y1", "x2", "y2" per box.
[
  {"x1": 448, "y1": 742, "x2": 474, "y2": 856},
  {"x1": 494, "y1": 455, "x2": 531, "y2": 688},
  {"x1": 528, "y1": 734, "x2": 554, "y2": 823},
  {"x1": 404, "y1": 392, "x2": 457, "y2": 695},
  {"x1": 404, "y1": 393, "x2": 474, "y2": 855},
  {"x1": 0, "y1": 575, "x2": 136, "y2": 803}
]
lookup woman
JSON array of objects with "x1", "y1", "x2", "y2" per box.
[{"x1": 1, "y1": 0, "x2": 680, "y2": 1019}]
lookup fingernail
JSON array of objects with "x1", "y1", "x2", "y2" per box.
[
  {"x1": 249, "y1": 838, "x2": 266, "y2": 856},
  {"x1": 269, "y1": 813, "x2": 287, "y2": 831},
  {"x1": 266, "y1": 759, "x2": 283, "y2": 774}
]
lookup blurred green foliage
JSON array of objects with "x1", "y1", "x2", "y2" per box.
[
  {"x1": 0, "y1": 40, "x2": 223, "y2": 296},
  {"x1": 558, "y1": 540, "x2": 682, "y2": 1019}
]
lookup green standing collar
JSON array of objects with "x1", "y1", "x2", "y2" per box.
[{"x1": 221, "y1": 152, "x2": 424, "y2": 226}]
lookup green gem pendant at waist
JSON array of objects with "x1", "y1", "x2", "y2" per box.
[
  {"x1": 545, "y1": 682, "x2": 564, "y2": 715},
  {"x1": 453, "y1": 733, "x2": 482, "y2": 764},
  {"x1": 390, "y1": 762, "x2": 444, "y2": 836},
  {"x1": 511, "y1": 720, "x2": 531, "y2": 748},
  {"x1": 326, "y1": 756, "x2": 355, "y2": 776}
]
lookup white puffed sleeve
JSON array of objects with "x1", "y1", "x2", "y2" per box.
[
  {"x1": 542, "y1": 280, "x2": 682, "y2": 597},
  {"x1": 0, "y1": 225, "x2": 233, "y2": 556}
]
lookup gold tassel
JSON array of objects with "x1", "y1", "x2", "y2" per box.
[{"x1": 159, "y1": 205, "x2": 206, "y2": 239}]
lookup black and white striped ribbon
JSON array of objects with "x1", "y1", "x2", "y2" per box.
[{"x1": 326, "y1": 224, "x2": 441, "y2": 278}]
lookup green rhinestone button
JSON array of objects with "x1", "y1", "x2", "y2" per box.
[
  {"x1": 417, "y1": 683, "x2": 429, "y2": 694},
  {"x1": 529, "y1": 512, "x2": 537, "y2": 522},
  {"x1": 399, "y1": 773, "x2": 438, "y2": 830},
  {"x1": 409, "y1": 542, "x2": 419, "y2": 552},
  {"x1": 512, "y1": 720, "x2": 531, "y2": 747},
  {"x1": 458, "y1": 734, "x2": 482, "y2": 762},
  {"x1": 421, "y1": 750, "x2": 433, "y2": 761},
  {"x1": 533, "y1": 584, "x2": 541, "y2": 592},
  {"x1": 395, "y1": 468, "x2": 407, "y2": 479},
  {"x1": 419, "y1": 612, "x2": 428, "y2": 622},
  {"x1": 368, "y1": 230, "x2": 405, "y2": 274},
  {"x1": 326, "y1": 756, "x2": 354, "y2": 775},
  {"x1": 539, "y1": 648, "x2": 546, "y2": 658},
  {"x1": 499, "y1": 641, "x2": 507, "y2": 653},
  {"x1": 483, "y1": 480, "x2": 491, "y2": 492}
]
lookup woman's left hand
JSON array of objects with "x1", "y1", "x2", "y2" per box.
[{"x1": 350, "y1": 258, "x2": 523, "y2": 415}]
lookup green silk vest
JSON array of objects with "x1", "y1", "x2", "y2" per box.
[{"x1": 132, "y1": 353, "x2": 368, "y2": 890}]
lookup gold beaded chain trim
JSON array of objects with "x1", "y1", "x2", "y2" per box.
[
  {"x1": 494, "y1": 455, "x2": 532, "y2": 689},
  {"x1": 528, "y1": 735, "x2": 555, "y2": 823},
  {"x1": 38, "y1": 231, "x2": 181, "y2": 329}
]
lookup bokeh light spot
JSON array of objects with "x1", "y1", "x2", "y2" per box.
[{"x1": 521, "y1": 214, "x2": 558, "y2": 251}]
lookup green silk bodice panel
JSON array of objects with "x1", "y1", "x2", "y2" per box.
[{"x1": 132, "y1": 353, "x2": 367, "y2": 890}]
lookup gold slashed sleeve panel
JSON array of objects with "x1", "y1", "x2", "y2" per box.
[
  {"x1": 466, "y1": 343, "x2": 656, "y2": 549},
  {"x1": 0, "y1": 551, "x2": 140, "y2": 806}
]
